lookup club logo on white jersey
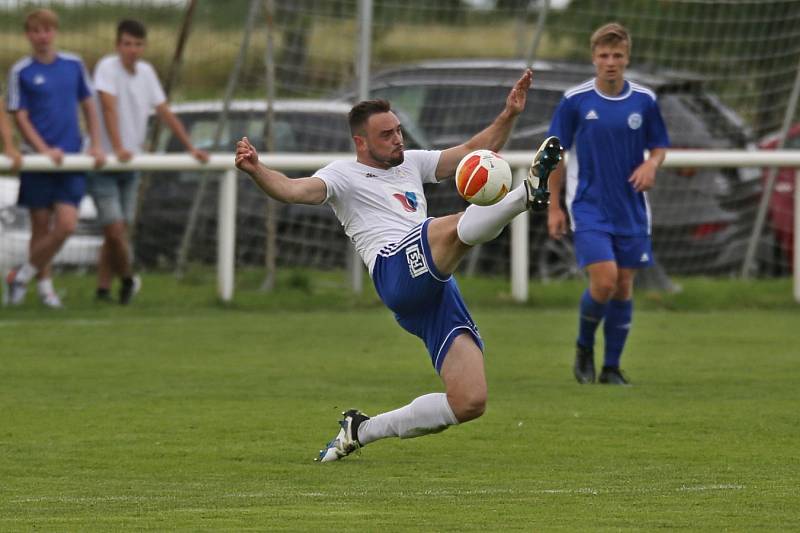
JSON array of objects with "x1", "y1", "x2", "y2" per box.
[
  {"x1": 393, "y1": 191, "x2": 419, "y2": 213},
  {"x1": 33, "y1": 74, "x2": 45, "y2": 85},
  {"x1": 640, "y1": 252, "x2": 650, "y2": 262},
  {"x1": 585, "y1": 109, "x2": 599, "y2": 120},
  {"x1": 628, "y1": 113, "x2": 643, "y2": 130},
  {"x1": 405, "y1": 243, "x2": 429, "y2": 278}
]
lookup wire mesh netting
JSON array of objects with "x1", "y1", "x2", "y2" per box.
[{"x1": 0, "y1": 0, "x2": 797, "y2": 280}]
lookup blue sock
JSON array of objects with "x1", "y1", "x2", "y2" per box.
[
  {"x1": 603, "y1": 299, "x2": 633, "y2": 368},
  {"x1": 577, "y1": 289, "x2": 608, "y2": 350}
]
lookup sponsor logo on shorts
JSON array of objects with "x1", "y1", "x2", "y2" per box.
[
  {"x1": 640, "y1": 252, "x2": 650, "y2": 262},
  {"x1": 405, "y1": 243, "x2": 429, "y2": 277}
]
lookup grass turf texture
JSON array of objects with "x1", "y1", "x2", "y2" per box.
[{"x1": 1, "y1": 272, "x2": 798, "y2": 530}]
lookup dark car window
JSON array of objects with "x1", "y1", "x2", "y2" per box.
[
  {"x1": 373, "y1": 84, "x2": 562, "y2": 149},
  {"x1": 281, "y1": 112, "x2": 352, "y2": 152}
]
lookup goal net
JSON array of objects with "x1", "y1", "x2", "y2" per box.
[{"x1": 0, "y1": 0, "x2": 798, "y2": 283}]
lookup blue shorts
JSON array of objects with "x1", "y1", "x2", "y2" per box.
[
  {"x1": 371, "y1": 218, "x2": 483, "y2": 373},
  {"x1": 573, "y1": 230, "x2": 653, "y2": 269},
  {"x1": 88, "y1": 171, "x2": 140, "y2": 226},
  {"x1": 18, "y1": 172, "x2": 86, "y2": 209}
]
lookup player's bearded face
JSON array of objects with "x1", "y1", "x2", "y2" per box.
[
  {"x1": 363, "y1": 112, "x2": 405, "y2": 168},
  {"x1": 368, "y1": 142, "x2": 404, "y2": 167}
]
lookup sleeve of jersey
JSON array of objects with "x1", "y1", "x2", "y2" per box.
[
  {"x1": 406, "y1": 149, "x2": 441, "y2": 184},
  {"x1": 145, "y1": 64, "x2": 167, "y2": 107},
  {"x1": 646, "y1": 98, "x2": 670, "y2": 149},
  {"x1": 547, "y1": 97, "x2": 576, "y2": 150},
  {"x1": 314, "y1": 164, "x2": 344, "y2": 204},
  {"x1": 93, "y1": 58, "x2": 116, "y2": 96},
  {"x1": 76, "y1": 58, "x2": 93, "y2": 100},
  {"x1": 6, "y1": 67, "x2": 23, "y2": 111}
]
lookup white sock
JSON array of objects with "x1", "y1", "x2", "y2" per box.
[
  {"x1": 37, "y1": 278, "x2": 55, "y2": 296},
  {"x1": 15, "y1": 262, "x2": 37, "y2": 284},
  {"x1": 456, "y1": 185, "x2": 528, "y2": 246},
  {"x1": 357, "y1": 393, "x2": 458, "y2": 445}
]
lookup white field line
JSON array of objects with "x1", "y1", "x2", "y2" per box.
[{"x1": 8, "y1": 484, "x2": 746, "y2": 505}]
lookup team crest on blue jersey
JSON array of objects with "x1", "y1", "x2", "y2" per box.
[
  {"x1": 628, "y1": 113, "x2": 642, "y2": 130},
  {"x1": 393, "y1": 191, "x2": 418, "y2": 212}
]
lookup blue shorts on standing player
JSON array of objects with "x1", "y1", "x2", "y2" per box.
[
  {"x1": 371, "y1": 218, "x2": 484, "y2": 373},
  {"x1": 573, "y1": 229, "x2": 653, "y2": 269}
]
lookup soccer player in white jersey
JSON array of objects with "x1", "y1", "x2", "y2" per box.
[
  {"x1": 546, "y1": 23, "x2": 670, "y2": 385},
  {"x1": 235, "y1": 69, "x2": 563, "y2": 462}
]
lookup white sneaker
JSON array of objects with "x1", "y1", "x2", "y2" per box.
[
  {"x1": 316, "y1": 409, "x2": 369, "y2": 463},
  {"x1": 525, "y1": 135, "x2": 563, "y2": 211},
  {"x1": 2, "y1": 269, "x2": 28, "y2": 306},
  {"x1": 39, "y1": 290, "x2": 64, "y2": 309}
]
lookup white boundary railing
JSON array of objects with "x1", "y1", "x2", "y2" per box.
[{"x1": 1, "y1": 150, "x2": 799, "y2": 303}]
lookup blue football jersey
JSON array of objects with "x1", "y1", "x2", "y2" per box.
[
  {"x1": 548, "y1": 79, "x2": 670, "y2": 236},
  {"x1": 7, "y1": 52, "x2": 93, "y2": 153}
]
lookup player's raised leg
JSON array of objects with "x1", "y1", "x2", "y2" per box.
[{"x1": 428, "y1": 136, "x2": 563, "y2": 275}]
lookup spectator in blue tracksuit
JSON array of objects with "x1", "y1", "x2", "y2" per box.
[
  {"x1": 3, "y1": 8, "x2": 104, "y2": 308},
  {"x1": 546, "y1": 22, "x2": 670, "y2": 385}
]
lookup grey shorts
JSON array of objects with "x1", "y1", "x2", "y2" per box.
[{"x1": 87, "y1": 171, "x2": 140, "y2": 226}]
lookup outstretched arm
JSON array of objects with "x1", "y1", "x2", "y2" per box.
[
  {"x1": 156, "y1": 102, "x2": 210, "y2": 162},
  {"x1": 235, "y1": 136, "x2": 326, "y2": 205},
  {"x1": 434, "y1": 68, "x2": 532, "y2": 180}
]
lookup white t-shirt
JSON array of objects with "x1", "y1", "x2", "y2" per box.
[
  {"x1": 315, "y1": 150, "x2": 442, "y2": 273},
  {"x1": 93, "y1": 54, "x2": 167, "y2": 154}
]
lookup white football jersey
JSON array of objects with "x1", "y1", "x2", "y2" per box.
[{"x1": 315, "y1": 150, "x2": 442, "y2": 273}]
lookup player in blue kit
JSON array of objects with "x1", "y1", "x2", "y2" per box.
[
  {"x1": 546, "y1": 23, "x2": 669, "y2": 385},
  {"x1": 3, "y1": 8, "x2": 104, "y2": 308}
]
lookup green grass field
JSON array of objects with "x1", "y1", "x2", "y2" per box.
[{"x1": 1, "y1": 272, "x2": 798, "y2": 530}]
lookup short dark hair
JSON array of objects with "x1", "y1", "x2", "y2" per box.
[
  {"x1": 117, "y1": 19, "x2": 147, "y2": 41},
  {"x1": 348, "y1": 99, "x2": 392, "y2": 136}
]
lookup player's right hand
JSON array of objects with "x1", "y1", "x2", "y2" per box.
[
  {"x1": 235, "y1": 136, "x2": 259, "y2": 174},
  {"x1": 547, "y1": 208, "x2": 567, "y2": 240}
]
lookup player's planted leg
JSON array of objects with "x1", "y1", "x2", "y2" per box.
[{"x1": 314, "y1": 335, "x2": 482, "y2": 463}]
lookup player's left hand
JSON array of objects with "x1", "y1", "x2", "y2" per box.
[
  {"x1": 505, "y1": 68, "x2": 533, "y2": 117},
  {"x1": 629, "y1": 160, "x2": 657, "y2": 192},
  {"x1": 88, "y1": 145, "x2": 106, "y2": 169}
]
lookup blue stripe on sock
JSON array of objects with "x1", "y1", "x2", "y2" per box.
[
  {"x1": 603, "y1": 299, "x2": 633, "y2": 367},
  {"x1": 577, "y1": 289, "x2": 607, "y2": 350}
]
